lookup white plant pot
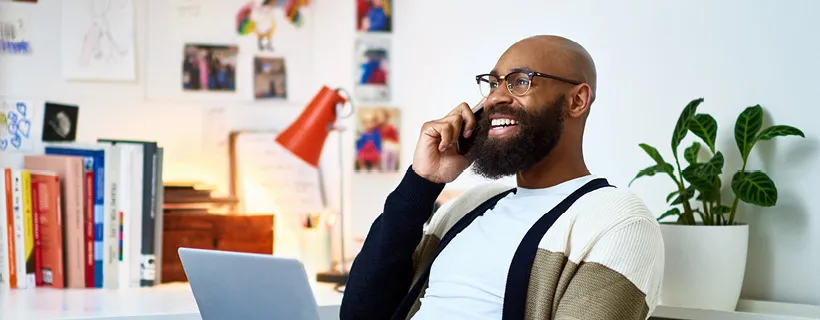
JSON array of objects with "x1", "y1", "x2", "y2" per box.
[{"x1": 659, "y1": 223, "x2": 749, "y2": 311}]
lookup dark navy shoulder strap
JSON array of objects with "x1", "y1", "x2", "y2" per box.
[
  {"x1": 392, "y1": 188, "x2": 516, "y2": 320},
  {"x1": 501, "y1": 178, "x2": 613, "y2": 320}
]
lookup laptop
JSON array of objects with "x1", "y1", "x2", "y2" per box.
[{"x1": 179, "y1": 247, "x2": 322, "y2": 320}]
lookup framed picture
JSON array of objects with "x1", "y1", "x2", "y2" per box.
[
  {"x1": 354, "y1": 36, "x2": 390, "y2": 102},
  {"x1": 354, "y1": 107, "x2": 400, "y2": 172},
  {"x1": 182, "y1": 44, "x2": 238, "y2": 92},
  {"x1": 253, "y1": 57, "x2": 287, "y2": 99},
  {"x1": 356, "y1": 0, "x2": 392, "y2": 33}
]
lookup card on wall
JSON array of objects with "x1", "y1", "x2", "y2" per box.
[
  {"x1": 0, "y1": 3, "x2": 32, "y2": 54},
  {"x1": 354, "y1": 35, "x2": 391, "y2": 102},
  {"x1": 0, "y1": 100, "x2": 36, "y2": 152},
  {"x1": 61, "y1": 0, "x2": 136, "y2": 81},
  {"x1": 354, "y1": 107, "x2": 400, "y2": 173}
]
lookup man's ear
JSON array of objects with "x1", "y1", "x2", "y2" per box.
[{"x1": 567, "y1": 84, "x2": 593, "y2": 118}]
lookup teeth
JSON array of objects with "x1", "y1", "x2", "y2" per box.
[{"x1": 491, "y1": 118, "x2": 518, "y2": 127}]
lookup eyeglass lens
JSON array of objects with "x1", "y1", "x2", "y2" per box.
[{"x1": 478, "y1": 72, "x2": 531, "y2": 97}]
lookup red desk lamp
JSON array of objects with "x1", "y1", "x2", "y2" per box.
[{"x1": 276, "y1": 86, "x2": 354, "y2": 286}]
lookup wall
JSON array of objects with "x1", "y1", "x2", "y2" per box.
[{"x1": 2, "y1": 0, "x2": 818, "y2": 306}]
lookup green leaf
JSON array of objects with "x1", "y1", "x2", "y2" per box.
[
  {"x1": 629, "y1": 163, "x2": 674, "y2": 186},
  {"x1": 684, "y1": 142, "x2": 701, "y2": 165},
  {"x1": 689, "y1": 114, "x2": 718, "y2": 153},
  {"x1": 666, "y1": 190, "x2": 678, "y2": 203},
  {"x1": 731, "y1": 171, "x2": 778, "y2": 207},
  {"x1": 701, "y1": 151, "x2": 725, "y2": 176},
  {"x1": 735, "y1": 105, "x2": 763, "y2": 161},
  {"x1": 683, "y1": 152, "x2": 724, "y2": 201},
  {"x1": 672, "y1": 98, "x2": 704, "y2": 156},
  {"x1": 713, "y1": 205, "x2": 731, "y2": 214},
  {"x1": 683, "y1": 164, "x2": 714, "y2": 192},
  {"x1": 638, "y1": 143, "x2": 677, "y2": 182},
  {"x1": 757, "y1": 125, "x2": 805, "y2": 142},
  {"x1": 658, "y1": 208, "x2": 681, "y2": 221},
  {"x1": 670, "y1": 186, "x2": 695, "y2": 205}
]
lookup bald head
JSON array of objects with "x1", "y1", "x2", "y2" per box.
[{"x1": 505, "y1": 35, "x2": 597, "y2": 103}]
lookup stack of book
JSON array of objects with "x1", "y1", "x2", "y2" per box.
[{"x1": 0, "y1": 140, "x2": 164, "y2": 289}]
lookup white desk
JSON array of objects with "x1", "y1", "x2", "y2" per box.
[{"x1": 0, "y1": 282, "x2": 343, "y2": 320}]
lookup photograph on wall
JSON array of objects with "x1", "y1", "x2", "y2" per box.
[
  {"x1": 61, "y1": 0, "x2": 136, "y2": 80},
  {"x1": 42, "y1": 102, "x2": 79, "y2": 142},
  {"x1": 354, "y1": 36, "x2": 390, "y2": 102},
  {"x1": 356, "y1": 0, "x2": 391, "y2": 33},
  {"x1": 182, "y1": 44, "x2": 238, "y2": 92},
  {"x1": 354, "y1": 107, "x2": 400, "y2": 172},
  {"x1": 253, "y1": 57, "x2": 287, "y2": 99}
]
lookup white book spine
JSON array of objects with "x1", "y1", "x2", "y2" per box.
[
  {"x1": 129, "y1": 147, "x2": 144, "y2": 288},
  {"x1": 0, "y1": 173, "x2": 9, "y2": 290},
  {"x1": 11, "y1": 170, "x2": 26, "y2": 289},
  {"x1": 117, "y1": 147, "x2": 132, "y2": 289},
  {"x1": 102, "y1": 146, "x2": 121, "y2": 289}
]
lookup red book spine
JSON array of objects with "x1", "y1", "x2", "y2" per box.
[
  {"x1": 84, "y1": 170, "x2": 94, "y2": 288},
  {"x1": 31, "y1": 181, "x2": 43, "y2": 286}
]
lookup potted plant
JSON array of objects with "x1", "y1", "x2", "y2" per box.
[{"x1": 629, "y1": 98, "x2": 804, "y2": 311}]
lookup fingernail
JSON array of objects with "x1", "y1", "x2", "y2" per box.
[
  {"x1": 439, "y1": 144, "x2": 447, "y2": 151},
  {"x1": 464, "y1": 129, "x2": 472, "y2": 138}
]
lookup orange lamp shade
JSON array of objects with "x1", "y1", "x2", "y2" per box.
[{"x1": 276, "y1": 86, "x2": 347, "y2": 168}]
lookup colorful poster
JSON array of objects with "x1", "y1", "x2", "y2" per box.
[
  {"x1": 0, "y1": 4, "x2": 32, "y2": 54},
  {"x1": 61, "y1": 0, "x2": 136, "y2": 80},
  {"x1": 254, "y1": 57, "x2": 287, "y2": 99},
  {"x1": 355, "y1": 107, "x2": 400, "y2": 172},
  {"x1": 182, "y1": 44, "x2": 238, "y2": 92},
  {"x1": 354, "y1": 35, "x2": 390, "y2": 102},
  {"x1": 0, "y1": 100, "x2": 35, "y2": 152},
  {"x1": 356, "y1": 0, "x2": 391, "y2": 33}
]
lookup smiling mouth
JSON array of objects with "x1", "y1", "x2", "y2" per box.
[{"x1": 490, "y1": 118, "x2": 519, "y2": 130}]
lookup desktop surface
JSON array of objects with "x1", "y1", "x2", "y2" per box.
[{"x1": 0, "y1": 282, "x2": 342, "y2": 320}]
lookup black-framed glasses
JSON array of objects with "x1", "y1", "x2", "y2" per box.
[{"x1": 476, "y1": 71, "x2": 582, "y2": 97}]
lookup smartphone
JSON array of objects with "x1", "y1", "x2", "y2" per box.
[{"x1": 456, "y1": 104, "x2": 484, "y2": 155}]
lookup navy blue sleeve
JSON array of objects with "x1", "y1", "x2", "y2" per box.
[{"x1": 340, "y1": 166, "x2": 445, "y2": 320}]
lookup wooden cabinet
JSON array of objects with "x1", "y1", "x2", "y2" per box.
[{"x1": 161, "y1": 213, "x2": 274, "y2": 283}]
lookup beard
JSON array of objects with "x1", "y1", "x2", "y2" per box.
[{"x1": 466, "y1": 95, "x2": 566, "y2": 180}]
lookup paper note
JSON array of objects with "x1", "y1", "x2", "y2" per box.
[
  {"x1": 61, "y1": 0, "x2": 136, "y2": 80},
  {"x1": 1, "y1": 100, "x2": 35, "y2": 152},
  {"x1": 0, "y1": 4, "x2": 32, "y2": 54}
]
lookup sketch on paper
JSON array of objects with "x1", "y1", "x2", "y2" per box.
[
  {"x1": 0, "y1": 100, "x2": 36, "y2": 152},
  {"x1": 62, "y1": 0, "x2": 136, "y2": 81}
]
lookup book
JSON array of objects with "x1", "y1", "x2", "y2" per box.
[
  {"x1": 30, "y1": 171, "x2": 64, "y2": 288},
  {"x1": 30, "y1": 180, "x2": 42, "y2": 287},
  {"x1": 0, "y1": 169, "x2": 9, "y2": 290},
  {"x1": 11, "y1": 169, "x2": 28, "y2": 288},
  {"x1": 24, "y1": 156, "x2": 85, "y2": 288},
  {"x1": 45, "y1": 144, "x2": 120, "y2": 289},
  {"x1": 2, "y1": 169, "x2": 16, "y2": 289},
  {"x1": 98, "y1": 139, "x2": 158, "y2": 287}
]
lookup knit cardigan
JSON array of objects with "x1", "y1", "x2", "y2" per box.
[{"x1": 340, "y1": 167, "x2": 665, "y2": 320}]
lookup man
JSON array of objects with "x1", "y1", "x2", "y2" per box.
[{"x1": 340, "y1": 35, "x2": 664, "y2": 320}]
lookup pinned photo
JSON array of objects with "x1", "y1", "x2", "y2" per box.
[
  {"x1": 182, "y1": 44, "x2": 238, "y2": 92},
  {"x1": 355, "y1": 107, "x2": 400, "y2": 172},
  {"x1": 254, "y1": 57, "x2": 287, "y2": 99},
  {"x1": 356, "y1": 0, "x2": 392, "y2": 33},
  {"x1": 354, "y1": 36, "x2": 390, "y2": 102}
]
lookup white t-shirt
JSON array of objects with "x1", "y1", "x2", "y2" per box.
[{"x1": 412, "y1": 175, "x2": 597, "y2": 320}]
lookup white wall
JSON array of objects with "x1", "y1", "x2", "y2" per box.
[{"x1": 2, "y1": 0, "x2": 818, "y2": 306}]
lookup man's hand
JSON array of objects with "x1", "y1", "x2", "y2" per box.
[{"x1": 412, "y1": 100, "x2": 484, "y2": 184}]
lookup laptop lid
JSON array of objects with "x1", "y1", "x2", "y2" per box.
[{"x1": 179, "y1": 248, "x2": 321, "y2": 320}]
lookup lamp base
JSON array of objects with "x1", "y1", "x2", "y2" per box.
[{"x1": 316, "y1": 270, "x2": 348, "y2": 285}]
